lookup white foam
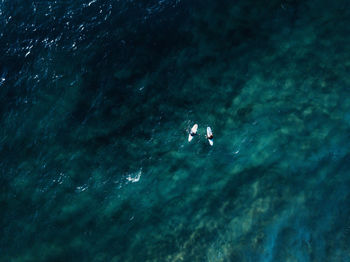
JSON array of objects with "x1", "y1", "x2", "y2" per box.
[{"x1": 126, "y1": 170, "x2": 142, "y2": 183}]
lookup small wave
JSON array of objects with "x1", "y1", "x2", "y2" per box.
[
  {"x1": 76, "y1": 184, "x2": 88, "y2": 192},
  {"x1": 126, "y1": 169, "x2": 142, "y2": 183}
]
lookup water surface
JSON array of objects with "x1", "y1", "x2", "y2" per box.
[{"x1": 1, "y1": 0, "x2": 350, "y2": 261}]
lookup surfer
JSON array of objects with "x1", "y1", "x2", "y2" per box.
[
  {"x1": 206, "y1": 126, "x2": 213, "y2": 146},
  {"x1": 188, "y1": 124, "x2": 198, "y2": 142}
]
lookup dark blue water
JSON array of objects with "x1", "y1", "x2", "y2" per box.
[{"x1": 2, "y1": 0, "x2": 350, "y2": 261}]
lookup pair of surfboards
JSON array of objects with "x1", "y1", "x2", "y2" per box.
[{"x1": 188, "y1": 124, "x2": 213, "y2": 146}]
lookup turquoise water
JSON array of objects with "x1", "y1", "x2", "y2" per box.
[{"x1": 2, "y1": 0, "x2": 350, "y2": 261}]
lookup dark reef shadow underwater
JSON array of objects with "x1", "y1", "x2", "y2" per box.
[{"x1": 1, "y1": 0, "x2": 350, "y2": 261}]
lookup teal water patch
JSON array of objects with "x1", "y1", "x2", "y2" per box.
[{"x1": 2, "y1": 0, "x2": 350, "y2": 261}]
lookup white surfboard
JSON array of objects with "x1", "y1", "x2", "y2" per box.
[
  {"x1": 188, "y1": 124, "x2": 198, "y2": 142},
  {"x1": 207, "y1": 126, "x2": 213, "y2": 146}
]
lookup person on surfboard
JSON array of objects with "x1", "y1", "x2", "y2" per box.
[
  {"x1": 188, "y1": 124, "x2": 198, "y2": 142},
  {"x1": 206, "y1": 126, "x2": 213, "y2": 146}
]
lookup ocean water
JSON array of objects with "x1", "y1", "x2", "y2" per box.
[{"x1": 2, "y1": 0, "x2": 350, "y2": 261}]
